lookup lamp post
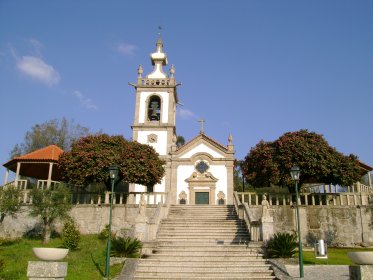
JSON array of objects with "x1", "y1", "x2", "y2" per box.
[
  {"x1": 290, "y1": 166, "x2": 304, "y2": 278},
  {"x1": 105, "y1": 165, "x2": 119, "y2": 279}
]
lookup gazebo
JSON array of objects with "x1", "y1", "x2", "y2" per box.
[{"x1": 2, "y1": 145, "x2": 64, "y2": 189}]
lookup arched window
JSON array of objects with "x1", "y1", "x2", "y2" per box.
[{"x1": 147, "y1": 95, "x2": 161, "y2": 121}]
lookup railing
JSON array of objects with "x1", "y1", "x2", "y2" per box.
[
  {"x1": 70, "y1": 191, "x2": 167, "y2": 206},
  {"x1": 147, "y1": 194, "x2": 170, "y2": 241},
  {"x1": 139, "y1": 78, "x2": 175, "y2": 87},
  {"x1": 37, "y1": 180, "x2": 61, "y2": 189},
  {"x1": 2, "y1": 180, "x2": 28, "y2": 190},
  {"x1": 233, "y1": 192, "x2": 261, "y2": 241},
  {"x1": 303, "y1": 182, "x2": 372, "y2": 194},
  {"x1": 237, "y1": 192, "x2": 372, "y2": 206}
]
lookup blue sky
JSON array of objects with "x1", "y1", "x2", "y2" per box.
[{"x1": 1, "y1": 1, "x2": 372, "y2": 183}]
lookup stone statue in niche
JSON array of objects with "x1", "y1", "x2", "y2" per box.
[{"x1": 261, "y1": 194, "x2": 270, "y2": 219}]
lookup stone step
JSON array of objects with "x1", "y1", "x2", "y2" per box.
[
  {"x1": 134, "y1": 271, "x2": 275, "y2": 278},
  {"x1": 136, "y1": 263, "x2": 271, "y2": 269},
  {"x1": 154, "y1": 243, "x2": 263, "y2": 251},
  {"x1": 133, "y1": 277, "x2": 276, "y2": 280},
  {"x1": 141, "y1": 255, "x2": 262, "y2": 261},
  {"x1": 138, "y1": 259, "x2": 269, "y2": 265},
  {"x1": 135, "y1": 266, "x2": 272, "y2": 272}
]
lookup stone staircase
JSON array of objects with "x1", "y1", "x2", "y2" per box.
[{"x1": 132, "y1": 205, "x2": 277, "y2": 280}]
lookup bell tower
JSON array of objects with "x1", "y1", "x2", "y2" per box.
[{"x1": 131, "y1": 37, "x2": 178, "y2": 192}]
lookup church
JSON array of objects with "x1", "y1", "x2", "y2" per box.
[{"x1": 130, "y1": 37, "x2": 235, "y2": 205}]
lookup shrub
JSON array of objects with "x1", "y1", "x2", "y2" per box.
[
  {"x1": 98, "y1": 225, "x2": 116, "y2": 240},
  {"x1": 266, "y1": 232, "x2": 298, "y2": 258},
  {"x1": 110, "y1": 237, "x2": 142, "y2": 258},
  {"x1": 62, "y1": 219, "x2": 81, "y2": 250}
]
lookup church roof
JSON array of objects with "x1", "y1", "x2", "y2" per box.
[{"x1": 176, "y1": 133, "x2": 231, "y2": 155}]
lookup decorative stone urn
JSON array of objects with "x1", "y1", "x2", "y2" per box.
[
  {"x1": 32, "y1": 248, "x2": 69, "y2": 261},
  {"x1": 348, "y1": 252, "x2": 373, "y2": 265}
]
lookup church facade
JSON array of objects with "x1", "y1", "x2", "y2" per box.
[{"x1": 130, "y1": 38, "x2": 235, "y2": 205}]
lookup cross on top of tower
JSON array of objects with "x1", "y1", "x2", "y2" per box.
[{"x1": 198, "y1": 119, "x2": 205, "y2": 134}]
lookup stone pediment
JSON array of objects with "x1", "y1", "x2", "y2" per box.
[
  {"x1": 174, "y1": 133, "x2": 233, "y2": 159},
  {"x1": 185, "y1": 171, "x2": 218, "y2": 184}
]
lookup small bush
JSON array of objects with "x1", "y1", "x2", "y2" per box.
[
  {"x1": 0, "y1": 258, "x2": 4, "y2": 272},
  {"x1": 306, "y1": 232, "x2": 318, "y2": 246},
  {"x1": 324, "y1": 229, "x2": 336, "y2": 246},
  {"x1": 266, "y1": 232, "x2": 298, "y2": 258},
  {"x1": 62, "y1": 219, "x2": 81, "y2": 250},
  {"x1": 98, "y1": 225, "x2": 115, "y2": 240},
  {"x1": 111, "y1": 237, "x2": 142, "y2": 258}
]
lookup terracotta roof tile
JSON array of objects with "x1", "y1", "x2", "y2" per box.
[{"x1": 15, "y1": 145, "x2": 64, "y2": 161}]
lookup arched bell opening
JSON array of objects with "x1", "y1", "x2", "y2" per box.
[{"x1": 147, "y1": 95, "x2": 161, "y2": 121}]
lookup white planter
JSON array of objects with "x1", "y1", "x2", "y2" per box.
[
  {"x1": 32, "y1": 248, "x2": 69, "y2": 261},
  {"x1": 347, "y1": 252, "x2": 373, "y2": 265}
]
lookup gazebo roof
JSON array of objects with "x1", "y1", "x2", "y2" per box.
[{"x1": 3, "y1": 145, "x2": 64, "y2": 180}]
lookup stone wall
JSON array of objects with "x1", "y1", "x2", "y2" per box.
[
  {"x1": 0, "y1": 205, "x2": 158, "y2": 238},
  {"x1": 269, "y1": 205, "x2": 373, "y2": 246},
  {"x1": 1, "y1": 204, "x2": 372, "y2": 247}
]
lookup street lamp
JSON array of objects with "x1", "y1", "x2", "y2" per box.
[
  {"x1": 105, "y1": 165, "x2": 119, "y2": 279},
  {"x1": 290, "y1": 166, "x2": 304, "y2": 278}
]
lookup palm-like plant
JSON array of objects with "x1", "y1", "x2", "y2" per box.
[
  {"x1": 266, "y1": 232, "x2": 298, "y2": 258},
  {"x1": 110, "y1": 237, "x2": 142, "y2": 258}
]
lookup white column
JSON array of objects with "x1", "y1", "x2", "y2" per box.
[
  {"x1": 15, "y1": 162, "x2": 21, "y2": 182},
  {"x1": 368, "y1": 172, "x2": 372, "y2": 189},
  {"x1": 47, "y1": 163, "x2": 53, "y2": 188},
  {"x1": 4, "y1": 169, "x2": 9, "y2": 185}
]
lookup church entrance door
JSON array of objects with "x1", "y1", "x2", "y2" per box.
[{"x1": 195, "y1": 192, "x2": 209, "y2": 204}]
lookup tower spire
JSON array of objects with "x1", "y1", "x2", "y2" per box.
[{"x1": 147, "y1": 29, "x2": 168, "y2": 79}]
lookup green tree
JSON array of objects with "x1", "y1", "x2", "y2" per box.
[
  {"x1": 29, "y1": 185, "x2": 72, "y2": 243},
  {"x1": 233, "y1": 160, "x2": 245, "y2": 192},
  {"x1": 10, "y1": 118, "x2": 90, "y2": 158},
  {"x1": 0, "y1": 187, "x2": 22, "y2": 223},
  {"x1": 176, "y1": 135, "x2": 185, "y2": 147},
  {"x1": 243, "y1": 129, "x2": 361, "y2": 190},
  {"x1": 58, "y1": 134, "x2": 165, "y2": 190}
]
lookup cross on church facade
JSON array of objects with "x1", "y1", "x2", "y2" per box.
[{"x1": 198, "y1": 119, "x2": 205, "y2": 134}]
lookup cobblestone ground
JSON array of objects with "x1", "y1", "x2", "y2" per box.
[{"x1": 285, "y1": 265, "x2": 349, "y2": 280}]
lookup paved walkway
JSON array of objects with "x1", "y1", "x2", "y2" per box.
[{"x1": 285, "y1": 265, "x2": 350, "y2": 280}]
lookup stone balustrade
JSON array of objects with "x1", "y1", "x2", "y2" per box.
[
  {"x1": 237, "y1": 192, "x2": 372, "y2": 207},
  {"x1": 303, "y1": 182, "x2": 372, "y2": 194},
  {"x1": 138, "y1": 78, "x2": 175, "y2": 87},
  {"x1": 13, "y1": 190, "x2": 167, "y2": 206}
]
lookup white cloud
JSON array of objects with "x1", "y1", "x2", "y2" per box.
[
  {"x1": 117, "y1": 43, "x2": 137, "y2": 56},
  {"x1": 16, "y1": 56, "x2": 60, "y2": 86},
  {"x1": 72, "y1": 90, "x2": 98, "y2": 110},
  {"x1": 177, "y1": 108, "x2": 197, "y2": 119},
  {"x1": 29, "y1": 38, "x2": 44, "y2": 57}
]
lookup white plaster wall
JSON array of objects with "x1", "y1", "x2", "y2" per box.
[
  {"x1": 176, "y1": 164, "x2": 228, "y2": 204},
  {"x1": 180, "y1": 144, "x2": 224, "y2": 159},
  {"x1": 176, "y1": 165, "x2": 195, "y2": 203},
  {"x1": 133, "y1": 176, "x2": 165, "y2": 193},
  {"x1": 139, "y1": 91, "x2": 169, "y2": 123},
  {"x1": 210, "y1": 165, "x2": 228, "y2": 202},
  {"x1": 137, "y1": 131, "x2": 168, "y2": 156}
]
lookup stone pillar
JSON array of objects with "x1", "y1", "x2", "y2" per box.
[
  {"x1": 349, "y1": 265, "x2": 373, "y2": 280},
  {"x1": 27, "y1": 261, "x2": 68, "y2": 280},
  {"x1": 47, "y1": 163, "x2": 53, "y2": 188},
  {"x1": 3, "y1": 169, "x2": 9, "y2": 185},
  {"x1": 261, "y1": 215, "x2": 274, "y2": 241},
  {"x1": 15, "y1": 162, "x2": 21, "y2": 184}
]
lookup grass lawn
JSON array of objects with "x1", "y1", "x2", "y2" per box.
[
  {"x1": 300, "y1": 247, "x2": 373, "y2": 265},
  {"x1": 0, "y1": 235, "x2": 123, "y2": 280}
]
